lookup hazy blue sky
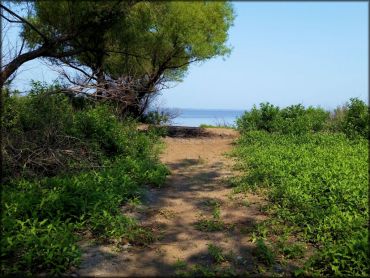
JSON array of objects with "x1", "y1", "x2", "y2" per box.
[
  {"x1": 8, "y1": 2, "x2": 369, "y2": 110},
  {"x1": 160, "y1": 2, "x2": 368, "y2": 110}
]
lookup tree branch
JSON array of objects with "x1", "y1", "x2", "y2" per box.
[{"x1": 0, "y1": 4, "x2": 49, "y2": 42}]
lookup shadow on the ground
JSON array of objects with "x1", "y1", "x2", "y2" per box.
[
  {"x1": 77, "y1": 236, "x2": 301, "y2": 276},
  {"x1": 77, "y1": 157, "x2": 301, "y2": 277}
]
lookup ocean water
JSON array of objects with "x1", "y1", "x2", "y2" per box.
[{"x1": 167, "y1": 108, "x2": 245, "y2": 127}]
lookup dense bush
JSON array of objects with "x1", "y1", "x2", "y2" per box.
[
  {"x1": 236, "y1": 99, "x2": 368, "y2": 138},
  {"x1": 3, "y1": 83, "x2": 89, "y2": 179},
  {"x1": 232, "y1": 131, "x2": 368, "y2": 276},
  {"x1": 236, "y1": 102, "x2": 281, "y2": 133},
  {"x1": 1, "y1": 83, "x2": 169, "y2": 275},
  {"x1": 2, "y1": 82, "x2": 165, "y2": 180},
  {"x1": 343, "y1": 98, "x2": 369, "y2": 138}
]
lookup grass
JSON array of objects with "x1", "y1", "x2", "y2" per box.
[
  {"x1": 232, "y1": 131, "x2": 368, "y2": 276},
  {"x1": 195, "y1": 199, "x2": 226, "y2": 232}
]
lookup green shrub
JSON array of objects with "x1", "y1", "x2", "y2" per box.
[
  {"x1": 1, "y1": 157, "x2": 168, "y2": 275},
  {"x1": 326, "y1": 105, "x2": 347, "y2": 132},
  {"x1": 325, "y1": 98, "x2": 369, "y2": 139},
  {"x1": 232, "y1": 131, "x2": 368, "y2": 275},
  {"x1": 2, "y1": 82, "x2": 88, "y2": 179},
  {"x1": 2, "y1": 82, "x2": 166, "y2": 180},
  {"x1": 1, "y1": 83, "x2": 169, "y2": 275},
  {"x1": 1, "y1": 217, "x2": 80, "y2": 276},
  {"x1": 343, "y1": 98, "x2": 369, "y2": 138},
  {"x1": 237, "y1": 102, "x2": 281, "y2": 133},
  {"x1": 255, "y1": 239, "x2": 275, "y2": 266},
  {"x1": 278, "y1": 104, "x2": 329, "y2": 134},
  {"x1": 236, "y1": 102, "x2": 330, "y2": 135}
]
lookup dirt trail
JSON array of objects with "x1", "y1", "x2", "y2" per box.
[{"x1": 77, "y1": 128, "x2": 267, "y2": 276}]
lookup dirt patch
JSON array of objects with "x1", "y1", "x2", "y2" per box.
[{"x1": 77, "y1": 128, "x2": 267, "y2": 276}]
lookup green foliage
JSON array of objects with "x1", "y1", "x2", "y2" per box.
[
  {"x1": 236, "y1": 102, "x2": 329, "y2": 135},
  {"x1": 24, "y1": 1, "x2": 234, "y2": 91},
  {"x1": 1, "y1": 154, "x2": 168, "y2": 275},
  {"x1": 237, "y1": 99, "x2": 368, "y2": 138},
  {"x1": 236, "y1": 102, "x2": 281, "y2": 133},
  {"x1": 2, "y1": 82, "x2": 166, "y2": 179},
  {"x1": 255, "y1": 239, "x2": 275, "y2": 266},
  {"x1": 1, "y1": 83, "x2": 169, "y2": 275},
  {"x1": 1, "y1": 218, "x2": 80, "y2": 275},
  {"x1": 106, "y1": 1, "x2": 235, "y2": 82},
  {"x1": 195, "y1": 219, "x2": 225, "y2": 233},
  {"x1": 343, "y1": 98, "x2": 369, "y2": 138},
  {"x1": 232, "y1": 131, "x2": 368, "y2": 275},
  {"x1": 195, "y1": 200, "x2": 225, "y2": 232},
  {"x1": 207, "y1": 244, "x2": 227, "y2": 264}
]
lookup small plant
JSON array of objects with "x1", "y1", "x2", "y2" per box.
[
  {"x1": 207, "y1": 244, "x2": 226, "y2": 264},
  {"x1": 195, "y1": 201, "x2": 225, "y2": 232},
  {"x1": 127, "y1": 197, "x2": 142, "y2": 209},
  {"x1": 174, "y1": 259, "x2": 187, "y2": 270},
  {"x1": 281, "y1": 243, "x2": 305, "y2": 259},
  {"x1": 255, "y1": 238, "x2": 275, "y2": 266},
  {"x1": 195, "y1": 219, "x2": 225, "y2": 232}
]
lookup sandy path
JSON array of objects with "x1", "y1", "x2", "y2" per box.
[{"x1": 77, "y1": 128, "x2": 267, "y2": 276}]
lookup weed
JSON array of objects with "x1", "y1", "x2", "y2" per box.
[
  {"x1": 281, "y1": 243, "x2": 305, "y2": 259},
  {"x1": 232, "y1": 130, "x2": 368, "y2": 275},
  {"x1": 195, "y1": 219, "x2": 225, "y2": 232},
  {"x1": 174, "y1": 259, "x2": 187, "y2": 270},
  {"x1": 207, "y1": 244, "x2": 226, "y2": 264},
  {"x1": 255, "y1": 239, "x2": 275, "y2": 266}
]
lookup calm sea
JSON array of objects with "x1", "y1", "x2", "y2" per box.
[{"x1": 167, "y1": 108, "x2": 245, "y2": 127}]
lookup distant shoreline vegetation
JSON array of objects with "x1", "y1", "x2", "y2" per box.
[{"x1": 144, "y1": 98, "x2": 368, "y2": 133}]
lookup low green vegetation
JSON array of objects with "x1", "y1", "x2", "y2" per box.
[
  {"x1": 207, "y1": 244, "x2": 227, "y2": 264},
  {"x1": 174, "y1": 245, "x2": 237, "y2": 277},
  {"x1": 233, "y1": 98, "x2": 368, "y2": 276},
  {"x1": 199, "y1": 123, "x2": 234, "y2": 129},
  {"x1": 1, "y1": 83, "x2": 169, "y2": 275},
  {"x1": 195, "y1": 218, "x2": 225, "y2": 233},
  {"x1": 254, "y1": 239, "x2": 275, "y2": 266},
  {"x1": 195, "y1": 200, "x2": 225, "y2": 232}
]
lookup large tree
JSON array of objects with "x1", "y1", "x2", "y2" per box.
[
  {"x1": 26, "y1": 1, "x2": 234, "y2": 116},
  {"x1": 3, "y1": 1, "x2": 234, "y2": 116},
  {"x1": 103, "y1": 1, "x2": 235, "y2": 116}
]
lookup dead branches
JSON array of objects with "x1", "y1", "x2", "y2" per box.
[{"x1": 3, "y1": 131, "x2": 101, "y2": 180}]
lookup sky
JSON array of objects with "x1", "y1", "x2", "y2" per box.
[{"x1": 6, "y1": 1, "x2": 369, "y2": 110}]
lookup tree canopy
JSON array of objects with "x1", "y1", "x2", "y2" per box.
[{"x1": 2, "y1": 1, "x2": 235, "y2": 116}]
